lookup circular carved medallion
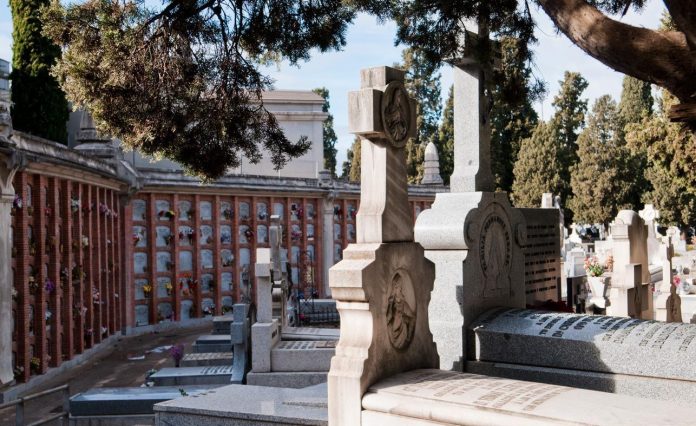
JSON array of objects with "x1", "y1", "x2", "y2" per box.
[
  {"x1": 380, "y1": 82, "x2": 411, "y2": 148},
  {"x1": 479, "y1": 213, "x2": 513, "y2": 297},
  {"x1": 386, "y1": 270, "x2": 417, "y2": 350}
]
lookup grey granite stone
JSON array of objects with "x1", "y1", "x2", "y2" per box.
[
  {"x1": 281, "y1": 327, "x2": 339, "y2": 341},
  {"x1": 246, "y1": 371, "x2": 328, "y2": 388},
  {"x1": 150, "y1": 366, "x2": 233, "y2": 386},
  {"x1": 180, "y1": 352, "x2": 233, "y2": 367},
  {"x1": 271, "y1": 340, "x2": 335, "y2": 372},
  {"x1": 154, "y1": 383, "x2": 327, "y2": 426},
  {"x1": 470, "y1": 307, "x2": 696, "y2": 381},
  {"x1": 212, "y1": 315, "x2": 234, "y2": 335},
  {"x1": 70, "y1": 386, "x2": 216, "y2": 416}
]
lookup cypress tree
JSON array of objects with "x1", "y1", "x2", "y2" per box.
[
  {"x1": 435, "y1": 86, "x2": 454, "y2": 185},
  {"x1": 312, "y1": 88, "x2": 338, "y2": 177},
  {"x1": 569, "y1": 95, "x2": 632, "y2": 226},
  {"x1": 11, "y1": 0, "x2": 69, "y2": 143},
  {"x1": 548, "y1": 71, "x2": 589, "y2": 215},
  {"x1": 348, "y1": 137, "x2": 361, "y2": 183},
  {"x1": 512, "y1": 122, "x2": 565, "y2": 208},
  {"x1": 490, "y1": 37, "x2": 542, "y2": 192}
]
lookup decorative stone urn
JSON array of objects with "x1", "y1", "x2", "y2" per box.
[{"x1": 586, "y1": 275, "x2": 610, "y2": 309}]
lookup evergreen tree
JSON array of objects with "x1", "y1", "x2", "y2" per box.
[
  {"x1": 490, "y1": 37, "x2": 543, "y2": 192},
  {"x1": 340, "y1": 149, "x2": 353, "y2": 180},
  {"x1": 617, "y1": 75, "x2": 654, "y2": 210},
  {"x1": 400, "y1": 47, "x2": 441, "y2": 184},
  {"x1": 569, "y1": 95, "x2": 632, "y2": 226},
  {"x1": 618, "y1": 76, "x2": 653, "y2": 126},
  {"x1": 11, "y1": 0, "x2": 69, "y2": 144},
  {"x1": 435, "y1": 86, "x2": 454, "y2": 185},
  {"x1": 312, "y1": 87, "x2": 338, "y2": 176},
  {"x1": 348, "y1": 137, "x2": 362, "y2": 183},
  {"x1": 549, "y1": 71, "x2": 589, "y2": 211},
  {"x1": 626, "y1": 90, "x2": 696, "y2": 227},
  {"x1": 512, "y1": 122, "x2": 565, "y2": 208}
]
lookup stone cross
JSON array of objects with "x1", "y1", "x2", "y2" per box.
[
  {"x1": 348, "y1": 66, "x2": 416, "y2": 243},
  {"x1": 230, "y1": 303, "x2": 250, "y2": 383},
  {"x1": 448, "y1": 19, "x2": 497, "y2": 192},
  {"x1": 329, "y1": 66, "x2": 438, "y2": 425}
]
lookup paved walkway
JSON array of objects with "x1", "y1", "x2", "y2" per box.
[{"x1": 0, "y1": 323, "x2": 210, "y2": 425}]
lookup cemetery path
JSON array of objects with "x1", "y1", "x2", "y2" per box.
[{"x1": 0, "y1": 323, "x2": 210, "y2": 425}]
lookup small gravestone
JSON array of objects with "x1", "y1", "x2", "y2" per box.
[
  {"x1": 181, "y1": 352, "x2": 233, "y2": 367},
  {"x1": 155, "y1": 226, "x2": 170, "y2": 247},
  {"x1": 199, "y1": 201, "x2": 212, "y2": 221},
  {"x1": 156, "y1": 252, "x2": 171, "y2": 272},
  {"x1": 134, "y1": 252, "x2": 147, "y2": 274},
  {"x1": 149, "y1": 365, "x2": 233, "y2": 386},
  {"x1": 200, "y1": 249, "x2": 213, "y2": 269},
  {"x1": 178, "y1": 250, "x2": 193, "y2": 271}
]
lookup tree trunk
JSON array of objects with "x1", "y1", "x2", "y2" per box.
[{"x1": 537, "y1": 0, "x2": 696, "y2": 124}]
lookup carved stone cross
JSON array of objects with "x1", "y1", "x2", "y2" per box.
[
  {"x1": 448, "y1": 19, "x2": 499, "y2": 193},
  {"x1": 348, "y1": 66, "x2": 416, "y2": 243}
]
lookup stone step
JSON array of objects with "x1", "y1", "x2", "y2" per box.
[
  {"x1": 281, "y1": 327, "x2": 339, "y2": 342},
  {"x1": 193, "y1": 334, "x2": 232, "y2": 353},
  {"x1": 149, "y1": 366, "x2": 233, "y2": 386},
  {"x1": 181, "y1": 352, "x2": 233, "y2": 367},
  {"x1": 246, "y1": 371, "x2": 328, "y2": 389},
  {"x1": 271, "y1": 340, "x2": 335, "y2": 372}
]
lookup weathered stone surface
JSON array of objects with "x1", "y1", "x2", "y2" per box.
[
  {"x1": 246, "y1": 371, "x2": 329, "y2": 389},
  {"x1": 154, "y1": 383, "x2": 328, "y2": 426},
  {"x1": 470, "y1": 308, "x2": 696, "y2": 381},
  {"x1": 230, "y1": 304, "x2": 250, "y2": 384},
  {"x1": 519, "y1": 208, "x2": 561, "y2": 305},
  {"x1": 212, "y1": 316, "x2": 234, "y2": 335},
  {"x1": 193, "y1": 334, "x2": 232, "y2": 353},
  {"x1": 251, "y1": 321, "x2": 280, "y2": 373},
  {"x1": 361, "y1": 369, "x2": 696, "y2": 426},
  {"x1": 150, "y1": 366, "x2": 234, "y2": 386},
  {"x1": 414, "y1": 191, "x2": 527, "y2": 371},
  {"x1": 271, "y1": 340, "x2": 335, "y2": 372},
  {"x1": 0, "y1": 152, "x2": 19, "y2": 386}
]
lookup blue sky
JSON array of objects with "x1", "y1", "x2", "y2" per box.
[{"x1": 0, "y1": 2, "x2": 663, "y2": 168}]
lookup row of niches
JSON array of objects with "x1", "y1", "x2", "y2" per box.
[
  {"x1": 132, "y1": 200, "x2": 318, "y2": 223},
  {"x1": 132, "y1": 223, "x2": 315, "y2": 247},
  {"x1": 134, "y1": 273, "x2": 234, "y2": 300},
  {"x1": 11, "y1": 184, "x2": 118, "y2": 220},
  {"x1": 12, "y1": 263, "x2": 116, "y2": 303},
  {"x1": 13, "y1": 227, "x2": 112, "y2": 259},
  {"x1": 134, "y1": 297, "x2": 234, "y2": 326},
  {"x1": 133, "y1": 245, "x2": 316, "y2": 274}
]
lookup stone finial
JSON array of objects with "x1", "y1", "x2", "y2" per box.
[
  {"x1": 420, "y1": 141, "x2": 443, "y2": 185},
  {"x1": 348, "y1": 66, "x2": 416, "y2": 243},
  {"x1": 77, "y1": 110, "x2": 109, "y2": 144}
]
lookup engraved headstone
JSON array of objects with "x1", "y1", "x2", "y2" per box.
[
  {"x1": 257, "y1": 225, "x2": 267, "y2": 243},
  {"x1": 178, "y1": 251, "x2": 193, "y2": 271},
  {"x1": 181, "y1": 300, "x2": 193, "y2": 320},
  {"x1": 199, "y1": 201, "x2": 212, "y2": 221},
  {"x1": 133, "y1": 226, "x2": 147, "y2": 248},
  {"x1": 257, "y1": 203, "x2": 268, "y2": 220},
  {"x1": 156, "y1": 252, "x2": 171, "y2": 272},
  {"x1": 155, "y1": 226, "x2": 171, "y2": 247},
  {"x1": 155, "y1": 200, "x2": 170, "y2": 220},
  {"x1": 470, "y1": 307, "x2": 696, "y2": 389},
  {"x1": 178, "y1": 200, "x2": 192, "y2": 221},
  {"x1": 200, "y1": 225, "x2": 213, "y2": 245},
  {"x1": 239, "y1": 202, "x2": 250, "y2": 220},
  {"x1": 200, "y1": 250, "x2": 213, "y2": 270},
  {"x1": 221, "y1": 272, "x2": 233, "y2": 291},
  {"x1": 132, "y1": 199, "x2": 146, "y2": 221},
  {"x1": 135, "y1": 305, "x2": 149, "y2": 326},
  {"x1": 134, "y1": 252, "x2": 147, "y2": 274},
  {"x1": 220, "y1": 225, "x2": 232, "y2": 244}
]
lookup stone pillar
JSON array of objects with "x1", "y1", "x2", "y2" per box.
[
  {"x1": 321, "y1": 195, "x2": 335, "y2": 297},
  {"x1": 0, "y1": 153, "x2": 19, "y2": 386},
  {"x1": 251, "y1": 248, "x2": 279, "y2": 373}
]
